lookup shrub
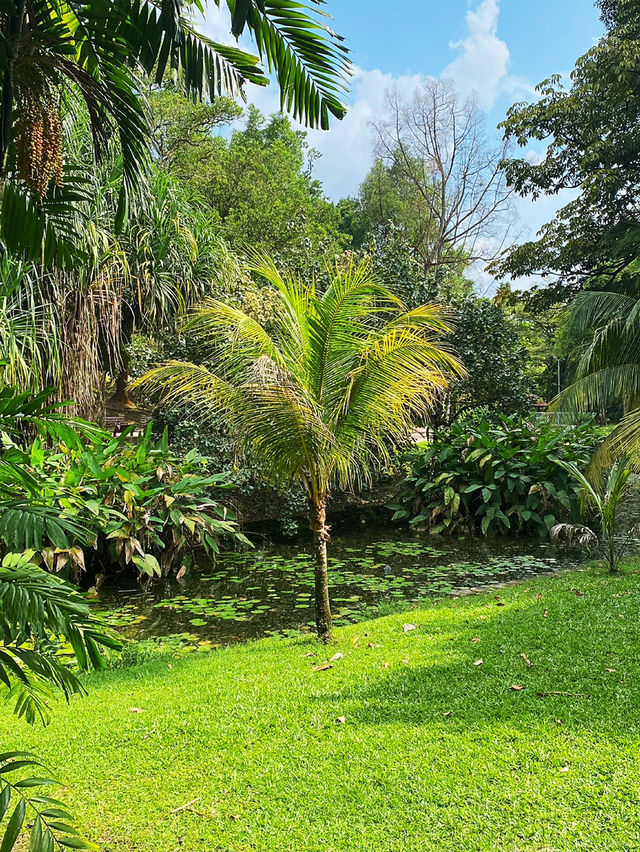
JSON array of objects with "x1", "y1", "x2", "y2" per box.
[
  {"x1": 1, "y1": 422, "x2": 248, "y2": 580},
  {"x1": 389, "y1": 415, "x2": 600, "y2": 537}
]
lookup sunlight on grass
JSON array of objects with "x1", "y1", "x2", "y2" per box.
[{"x1": 4, "y1": 564, "x2": 640, "y2": 851}]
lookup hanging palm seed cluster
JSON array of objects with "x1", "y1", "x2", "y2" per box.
[{"x1": 15, "y1": 90, "x2": 64, "y2": 196}]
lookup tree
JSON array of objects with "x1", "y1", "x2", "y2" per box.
[
  {"x1": 135, "y1": 257, "x2": 463, "y2": 640},
  {"x1": 555, "y1": 457, "x2": 633, "y2": 573},
  {"x1": 553, "y1": 284, "x2": 640, "y2": 462},
  {"x1": 493, "y1": 0, "x2": 640, "y2": 297},
  {"x1": 149, "y1": 88, "x2": 242, "y2": 171},
  {"x1": 370, "y1": 79, "x2": 515, "y2": 279},
  {"x1": 154, "y1": 101, "x2": 347, "y2": 265},
  {"x1": 436, "y1": 294, "x2": 533, "y2": 424},
  {"x1": 0, "y1": 0, "x2": 350, "y2": 264}
]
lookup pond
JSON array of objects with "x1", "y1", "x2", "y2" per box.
[{"x1": 93, "y1": 523, "x2": 589, "y2": 650}]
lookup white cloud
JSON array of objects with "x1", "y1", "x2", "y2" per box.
[{"x1": 441, "y1": 0, "x2": 516, "y2": 110}]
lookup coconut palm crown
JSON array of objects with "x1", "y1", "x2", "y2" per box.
[{"x1": 135, "y1": 257, "x2": 464, "y2": 640}]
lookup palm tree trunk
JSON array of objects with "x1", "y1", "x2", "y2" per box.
[{"x1": 309, "y1": 498, "x2": 332, "y2": 642}]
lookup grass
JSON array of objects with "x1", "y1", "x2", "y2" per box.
[{"x1": 4, "y1": 561, "x2": 640, "y2": 851}]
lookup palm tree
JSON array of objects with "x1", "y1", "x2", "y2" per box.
[
  {"x1": 554, "y1": 457, "x2": 633, "y2": 573},
  {"x1": 553, "y1": 283, "x2": 640, "y2": 466},
  {"x1": 0, "y1": 0, "x2": 350, "y2": 264},
  {"x1": 0, "y1": 550, "x2": 120, "y2": 851},
  {"x1": 134, "y1": 258, "x2": 463, "y2": 640}
]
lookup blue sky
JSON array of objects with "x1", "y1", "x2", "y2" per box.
[{"x1": 203, "y1": 1, "x2": 605, "y2": 289}]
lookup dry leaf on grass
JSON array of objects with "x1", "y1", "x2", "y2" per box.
[
  {"x1": 312, "y1": 663, "x2": 333, "y2": 672},
  {"x1": 473, "y1": 659, "x2": 483, "y2": 666},
  {"x1": 402, "y1": 623, "x2": 417, "y2": 633},
  {"x1": 129, "y1": 707, "x2": 145, "y2": 713},
  {"x1": 509, "y1": 684, "x2": 524, "y2": 691},
  {"x1": 336, "y1": 716, "x2": 346, "y2": 725},
  {"x1": 330, "y1": 652, "x2": 343, "y2": 662},
  {"x1": 521, "y1": 653, "x2": 533, "y2": 667}
]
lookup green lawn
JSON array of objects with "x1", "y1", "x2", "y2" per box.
[{"x1": 4, "y1": 562, "x2": 640, "y2": 851}]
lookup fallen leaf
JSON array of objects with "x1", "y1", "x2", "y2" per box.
[
  {"x1": 336, "y1": 716, "x2": 346, "y2": 725},
  {"x1": 443, "y1": 711, "x2": 452, "y2": 718},
  {"x1": 382, "y1": 662, "x2": 389, "y2": 669},
  {"x1": 366, "y1": 642, "x2": 375, "y2": 649},
  {"x1": 571, "y1": 588, "x2": 584, "y2": 598},
  {"x1": 559, "y1": 766, "x2": 570, "y2": 772},
  {"x1": 302, "y1": 652, "x2": 315, "y2": 658},
  {"x1": 495, "y1": 597, "x2": 505, "y2": 607},
  {"x1": 330, "y1": 652, "x2": 343, "y2": 662},
  {"x1": 543, "y1": 609, "x2": 548, "y2": 618},
  {"x1": 473, "y1": 659, "x2": 483, "y2": 666},
  {"x1": 402, "y1": 623, "x2": 416, "y2": 633},
  {"x1": 129, "y1": 707, "x2": 145, "y2": 713},
  {"x1": 535, "y1": 593, "x2": 543, "y2": 602},
  {"x1": 229, "y1": 814, "x2": 241, "y2": 821},
  {"x1": 351, "y1": 635, "x2": 361, "y2": 646},
  {"x1": 509, "y1": 684, "x2": 524, "y2": 691},
  {"x1": 312, "y1": 663, "x2": 333, "y2": 672},
  {"x1": 167, "y1": 664, "x2": 173, "y2": 670},
  {"x1": 521, "y1": 653, "x2": 533, "y2": 667},
  {"x1": 605, "y1": 668, "x2": 616, "y2": 673},
  {"x1": 401, "y1": 659, "x2": 410, "y2": 665},
  {"x1": 471, "y1": 637, "x2": 480, "y2": 643}
]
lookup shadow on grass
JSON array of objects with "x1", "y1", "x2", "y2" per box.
[{"x1": 316, "y1": 575, "x2": 640, "y2": 736}]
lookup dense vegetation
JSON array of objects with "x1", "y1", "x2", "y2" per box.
[
  {"x1": 390, "y1": 416, "x2": 601, "y2": 537},
  {"x1": 2, "y1": 0, "x2": 640, "y2": 848}
]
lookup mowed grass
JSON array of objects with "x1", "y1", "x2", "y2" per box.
[{"x1": 4, "y1": 563, "x2": 640, "y2": 852}]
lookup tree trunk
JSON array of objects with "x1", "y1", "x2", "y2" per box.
[{"x1": 309, "y1": 498, "x2": 332, "y2": 642}]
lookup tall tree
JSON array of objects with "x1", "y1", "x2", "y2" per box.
[
  {"x1": 370, "y1": 79, "x2": 515, "y2": 279},
  {"x1": 152, "y1": 101, "x2": 347, "y2": 265},
  {"x1": 493, "y1": 0, "x2": 640, "y2": 299},
  {"x1": 135, "y1": 257, "x2": 462, "y2": 640}
]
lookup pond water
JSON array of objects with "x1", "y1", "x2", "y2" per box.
[{"x1": 93, "y1": 524, "x2": 589, "y2": 650}]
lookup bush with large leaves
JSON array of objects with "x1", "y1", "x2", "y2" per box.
[
  {"x1": 389, "y1": 415, "x2": 600, "y2": 537},
  {"x1": 0, "y1": 387, "x2": 246, "y2": 578}
]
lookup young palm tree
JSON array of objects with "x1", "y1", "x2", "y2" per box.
[
  {"x1": 135, "y1": 258, "x2": 463, "y2": 640},
  {"x1": 554, "y1": 457, "x2": 633, "y2": 573}
]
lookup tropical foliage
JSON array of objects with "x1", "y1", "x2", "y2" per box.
[
  {"x1": 0, "y1": 414, "x2": 246, "y2": 580},
  {"x1": 493, "y1": 0, "x2": 640, "y2": 299},
  {"x1": 389, "y1": 415, "x2": 600, "y2": 537},
  {"x1": 0, "y1": 0, "x2": 350, "y2": 262},
  {"x1": 0, "y1": 550, "x2": 120, "y2": 850},
  {"x1": 555, "y1": 457, "x2": 634, "y2": 573},
  {"x1": 552, "y1": 285, "x2": 640, "y2": 468},
  {"x1": 134, "y1": 256, "x2": 463, "y2": 639}
]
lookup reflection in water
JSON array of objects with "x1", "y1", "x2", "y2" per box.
[{"x1": 93, "y1": 526, "x2": 590, "y2": 647}]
